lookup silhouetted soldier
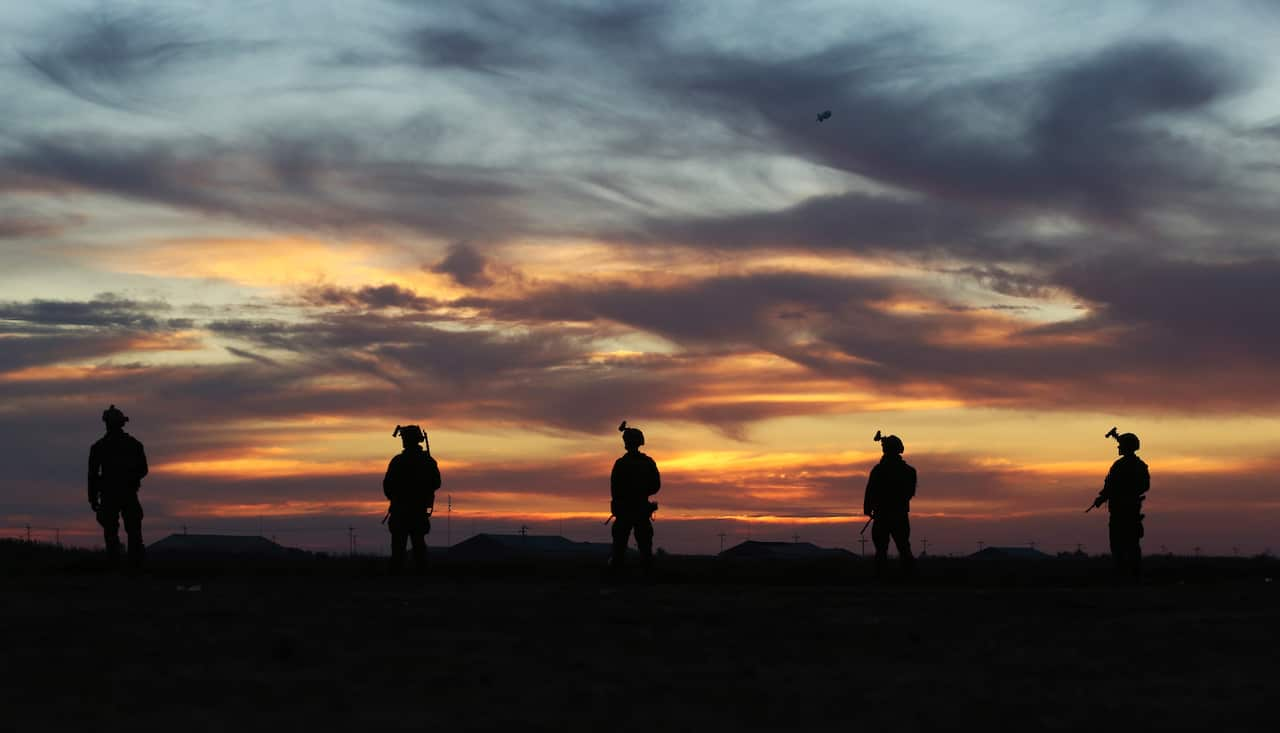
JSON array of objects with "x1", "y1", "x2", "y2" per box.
[
  {"x1": 88, "y1": 404, "x2": 148, "y2": 568},
  {"x1": 1091, "y1": 428, "x2": 1149, "y2": 580},
  {"x1": 609, "y1": 421, "x2": 660, "y2": 575},
  {"x1": 383, "y1": 424, "x2": 441, "y2": 574},
  {"x1": 864, "y1": 430, "x2": 916, "y2": 579}
]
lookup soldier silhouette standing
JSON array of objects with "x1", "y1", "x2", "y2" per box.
[
  {"x1": 383, "y1": 424, "x2": 441, "y2": 574},
  {"x1": 609, "y1": 421, "x2": 661, "y2": 575},
  {"x1": 88, "y1": 405, "x2": 149, "y2": 568},
  {"x1": 864, "y1": 430, "x2": 916, "y2": 579},
  {"x1": 1090, "y1": 428, "x2": 1149, "y2": 580}
]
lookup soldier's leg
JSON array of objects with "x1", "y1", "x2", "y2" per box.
[
  {"x1": 96, "y1": 499, "x2": 121, "y2": 561},
  {"x1": 122, "y1": 495, "x2": 145, "y2": 568},
  {"x1": 634, "y1": 519, "x2": 654, "y2": 571},
  {"x1": 389, "y1": 518, "x2": 408, "y2": 574},
  {"x1": 892, "y1": 516, "x2": 915, "y2": 577},
  {"x1": 610, "y1": 518, "x2": 632, "y2": 570},
  {"x1": 410, "y1": 531, "x2": 427, "y2": 573},
  {"x1": 1132, "y1": 519, "x2": 1144, "y2": 579},
  {"x1": 871, "y1": 519, "x2": 891, "y2": 578},
  {"x1": 1108, "y1": 522, "x2": 1126, "y2": 575}
]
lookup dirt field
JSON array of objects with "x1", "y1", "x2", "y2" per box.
[{"x1": 2, "y1": 549, "x2": 1276, "y2": 732}]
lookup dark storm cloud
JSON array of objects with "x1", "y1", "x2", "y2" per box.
[
  {"x1": 208, "y1": 312, "x2": 590, "y2": 383},
  {"x1": 431, "y1": 241, "x2": 493, "y2": 287},
  {"x1": 302, "y1": 283, "x2": 439, "y2": 311},
  {"x1": 19, "y1": 7, "x2": 264, "y2": 111},
  {"x1": 0, "y1": 215, "x2": 65, "y2": 239},
  {"x1": 669, "y1": 37, "x2": 1246, "y2": 221},
  {"x1": 460, "y1": 259, "x2": 1280, "y2": 413},
  {"x1": 0, "y1": 333, "x2": 143, "y2": 373},
  {"x1": 1053, "y1": 256, "x2": 1280, "y2": 361},
  {"x1": 0, "y1": 134, "x2": 536, "y2": 241},
  {"x1": 393, "y1": 0, "x2": 671, "y2": 71},
  {"x1": 0, "y1": 293, "x2": 182, "y2": 332},
  {"x1": 464, "y1": 272, "x2": 895, "y2": 343},
  {"x1": 622, "y1": 191, "x2": 1066, "y2": 263},
  {"x1": 405, "y1": 27, "x2": 530, "y2": 72},
  {"x1": 224, "y1": 346, "x2": 280, "y2": 366},
  {"x1": 0, "y1": 294, "x2": 194, "y2": 373}
]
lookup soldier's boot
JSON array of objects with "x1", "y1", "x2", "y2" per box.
[
  {"x1": 412, "y1": 543, "x2": 427, "y2": 575},
  {"x1": 104, "y1": 535, "x2": 122, "y2": 565},
  {"x1": 874, "y1": 550, "x2": 888, "y2": 580},
  {"x1": 126, "y1": 533, "x2": 145, "y2": 570},
  {"x1": 900, "y1": 551, "x2": 916, "y2": 579}
]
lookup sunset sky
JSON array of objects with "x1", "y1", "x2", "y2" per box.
[{"x1": 3, "y1": 0, "x2": 1279, "y2": 555}]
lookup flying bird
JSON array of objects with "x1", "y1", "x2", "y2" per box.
[{"x1": 816, "y1": 110, "x2": 832, "y2": 122}]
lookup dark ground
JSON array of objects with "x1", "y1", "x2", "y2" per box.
[{"x1": 2, "y1": 542, "x2": 1277, "y2": 732}]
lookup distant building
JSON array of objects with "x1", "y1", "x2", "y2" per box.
[
  {"x1": 148, "y1": 534, "x2": 305, "y2": 558},
  {"x1": 720, "y1": 540, "x2": 855, "y2": 561},
  {"x1": 447, "y1": 533, "x2": 615, "y2": 561},
  {"x1": 968, "y1": 546, "x2": 1052, "y2": 561}
]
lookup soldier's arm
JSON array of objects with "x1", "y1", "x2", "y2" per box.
[
  {"x1": 87, "y1": 444, "x2": 100, "y2": 504},
  {"x1": 136, "y1": 440, "x2": 149, "y2": 484},
  {"x1": 610, "y1": 460, "x2": 622, "y2": 501},
  {"x1": 863, "y1": 467, "x2": 877, "y2": 516},
  {"x1": 907, "y1": 465, "x2": 917, "y2": 500},
  {"x1": 428, "y1": 457, "x2": 442, "y2": 492},
  {"x1": 383, "y1": 457, "x2": 398, "y2": 500},
  {"x1": 1137, "y1": 462, "x2": 1150, "y2": 496},
  {"x1": 649, "y1": 458, "x2": 660, "y2": 496},
  {"x1": 1098, "y1": 462, "x2": 1120, "y2": 500}
]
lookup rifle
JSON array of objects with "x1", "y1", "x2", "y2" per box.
[{"x1": 860, "y1": 514, "x2": 874, "y2": 534}]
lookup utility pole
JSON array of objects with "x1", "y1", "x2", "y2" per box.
[
  {"x1": 347, "y1": 526, "x2": 356, "y2": 557},
  {"x1": 1028, "y1": 540, "x2": 1037, "y2": 552},
  {"x1": 859, "y1": 536, "x2": 868, "y2": 558},
  {"x1": 977, "y1": 540, "x2": 985, "y2": 552},
  {"x1": 1194, "y1": 546, "x2": 1202, "y2": 558},
  {"x1": 55, "y1": 528, "x2": 61, "y2": 547},
  {"x1": 717, "y1": 531, "x2": 727, "y2": 554},
  {"x1": 26, "y1": 523, "x2": 31, "y2": 542},
  {"x1": 519, "y1": 524, "x2": 528, "y2": 538},
  {"x1": 182, "y1": 524, "x2": 188, "y2": 535},
  {"x1": 920, "y1": 537, "x2": 929, "y2": 556},
  {"x1": 792, "y1": 532, "x2": 800, "y2": 544},
  {"x1": 447, "y1": 494, "x2": 452, "y2": 547},
  {"x1": 1075, "y1": 543, "x2": 1084, "y2": 554}
]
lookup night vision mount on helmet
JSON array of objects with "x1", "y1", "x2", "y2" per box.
[
  {"x1": 393, "y1": 424, "x2": 428, "y2": 447},
  {"x1": 873, "y1": 429, "x2": 904, "y2": 455},
  {"x1": 618, "y1": 420, "x2": 645, "y2": 448},
  {"x1": 1105, "y1": 426, "x2": 1140, "y2": 454}
]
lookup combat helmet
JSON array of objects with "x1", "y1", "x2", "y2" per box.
[
  {"x1": 618, "y1": 420, "x2": 645, "y2": 449},
  {"x1": 393, "y1": 424, "x2": 427, "y2": 445},
  {"x1": 102, "y1": 404, "x2": 129, "y2": 427},
  {"x1": 1105, "y1": 426, "x2": 1139, "y2": 454},
  {"x1": 873, "y1": 429, "x2": 904, "y2": 455}
]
